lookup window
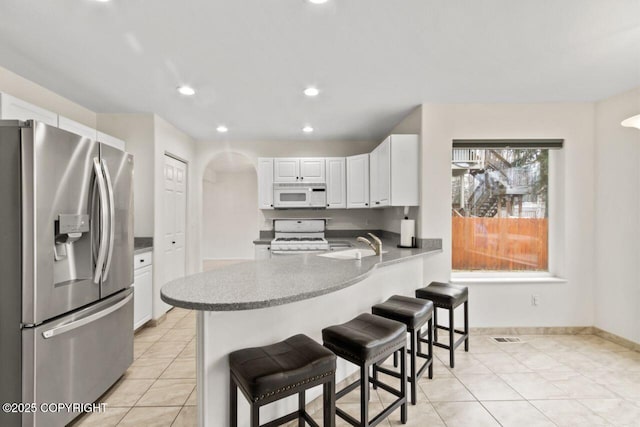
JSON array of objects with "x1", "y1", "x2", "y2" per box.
[{"x1": 451, "y1": 140, "x2": 561, "y2": 272}]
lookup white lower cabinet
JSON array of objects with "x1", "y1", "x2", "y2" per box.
[
  {"x1": 133, "y1": 252, "x2": 153, "y2": 330},
  {"x1": 254, "y1": 244, "x2": 271, "y2": 260}
]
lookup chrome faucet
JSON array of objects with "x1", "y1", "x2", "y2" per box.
[{"x1": 357, "y1": 233, "x2": 383, "y2": 255}]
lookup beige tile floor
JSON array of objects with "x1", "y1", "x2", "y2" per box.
[
  {"x1": 69, "y1": 313, "x2": 640, "y2": 427},
  {"x1": 305, "y1": 333, "x2": 640, "y2": 427},
  {"x1": 69, "y1": 307, "x2": 197, "y2": 427}
]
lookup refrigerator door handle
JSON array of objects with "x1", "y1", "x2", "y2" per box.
[
  {"x1": 93, "y1": 158, "x2": 109, "y2": 284},
  {"x1": 101, "y1": 159, "x2": 116, "y2": 281},
  {"x1": 41, "y1": 291, "x2": 133, "y2": 339}
]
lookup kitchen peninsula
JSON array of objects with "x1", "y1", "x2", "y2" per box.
[{"x1": 162, "y1": 237, "x2": 441, "y2": 426}]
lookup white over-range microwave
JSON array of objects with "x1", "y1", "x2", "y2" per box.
[{"x1": 273, "y1": 183, "x2": 327, "y2": 209}]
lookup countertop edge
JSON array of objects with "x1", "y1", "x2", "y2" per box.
[{"x1": 161, "y1": 248, "x2": 441, "y2": 311}]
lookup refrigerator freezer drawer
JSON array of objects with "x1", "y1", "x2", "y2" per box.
[{"x1": 22, "y1": 288, "x2": 133, "y2": 427}]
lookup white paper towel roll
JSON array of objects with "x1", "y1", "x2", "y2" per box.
[{"x1": 400, "y1": 219, "x2": 415, "y2": 247}]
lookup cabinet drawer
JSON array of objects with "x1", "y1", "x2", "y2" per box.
[{"x1": 134, "y1": 252, "x2": 153, "y2": 269}]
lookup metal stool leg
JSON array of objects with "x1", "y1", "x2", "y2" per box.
[
  {"x1": 428, "y1": 317, "x2": 434, "y2": 379},
  {"x1": 400, "y1": 344, "x2": 407, "y2": 424},
  {"x1": 323, "y1": 378, "x2": 336, "y2": 427},
  {"x1": 449, "y1": 308, "x2": 455, "y2": 368},
  {"x1": 298, "y1": 390, "x2": 306, "y2": 427},
  {"x1": 230, "y1": 376, "x2": 238, "y2": 427},
  {"x1": 464, "y1": 300, "x2": 470, "y2": 352},
  {"x1": 433, "y1": 308, "x2": 438, "y2": 342},
  {"x1": 361, "y1": 364, "x2": 370, "y2": 427},
  {"x1": 409, "y1": 329, "x2": 417, "y2": 405},
  {"x1": 250, "y1": 403, "x2": 259, "y2": 427}
]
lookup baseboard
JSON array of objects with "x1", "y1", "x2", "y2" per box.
[
  {"x1": 148, "y1": 312, "x2": 168, "y2": 327},
  {"x1": 593, "y1": 327, "x2": 640, "y2": 352},
  {"x1": 470, "y1": 326, "x2": 595, "y2": 336}
]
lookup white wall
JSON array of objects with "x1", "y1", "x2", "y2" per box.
[
  {"x1": 418, "y1": 103, "x2": 597, "y2": 328},
  {"x1": 594, "y1": 88, "x2": 640, "y2": 344},
  {"x1": 0, "y1": 65, "x2": 96, "y2": 127},
  {"x1": 202, "y1": 168, "x2": 258, "y2": 259},
  {"x1": 154, "y1": 116, "x2": 198, "y2": 318},
  {"x1": 97, "y1": 113, "x2": 155, "y2": 237}
]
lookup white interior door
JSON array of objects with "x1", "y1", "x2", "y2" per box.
[{"x1": 163, "y1": 155, "x2": 187, "y2": 312}]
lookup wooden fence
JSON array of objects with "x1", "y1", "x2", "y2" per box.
[{"x1": 452, "y1": 217, "x2": 548, "y2": 271}]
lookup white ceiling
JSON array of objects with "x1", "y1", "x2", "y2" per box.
[{"x1": 1, "y1": 0, "x2": 639, "y2": 141}]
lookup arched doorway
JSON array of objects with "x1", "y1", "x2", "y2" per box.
[{"x1": 202, "y1": 152, "x2": 258, "y2": 271}]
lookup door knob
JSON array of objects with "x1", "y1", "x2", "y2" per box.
[{"x1": 172, "y1": 241, "x2": 176, "y2": 244}]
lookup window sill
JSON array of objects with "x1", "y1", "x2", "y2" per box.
[{"x1": 450, "y1": 274, "x2": 567, "y2": 285}]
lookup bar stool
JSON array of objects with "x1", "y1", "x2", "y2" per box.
[
  {"x1": 322, "y1": 313, "x2": 408, "y2": 427},
  {"x1": 229, "y1": 334, "x2": 337, "y2": 427},
  {"x1": 415, "y1": 282, "x2": 469, "y2": 368},
  {"x1": 371, "y1": 295, "x2": 434, "y2": 404}
]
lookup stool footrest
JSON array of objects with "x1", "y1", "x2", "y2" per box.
[
  {"x1": 335, "y1": 376, "x2": 405, "y2": 427},
  {"x1": 335, "y1": 380, "x2": 360, "y2": 401},
  {"x1": 260, "y1": 410, "x2": 319, "y2": 427},
  {"x1": 435, "y1": 325, "x2": 467, "y2": 335},
  {"x1": 433, "y1": 334, "x2": 468, "y2": 351}
]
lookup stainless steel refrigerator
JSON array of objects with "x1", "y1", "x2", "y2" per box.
[{"x1": 0, "y1": 120, "x2": 134, "y2": 427}]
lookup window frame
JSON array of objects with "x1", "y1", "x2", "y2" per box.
[{"x1": 449, "y1": 140, "x2": 565, "y2": 281}]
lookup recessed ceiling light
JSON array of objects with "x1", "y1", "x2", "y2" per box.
[
  {"x1": 304, "y1": 87, "x2": 320, "y2": 97},
  {"x1": 177, "y1": 85, "x2": 195, "y2": 96},
  {"x1": 94, "y1": 0, "x2": 110, "y2": 2},
  {"x1": 302, "y1": 126, "x2": 314, "y2": 133},
  {"x1": 216, "y1": 125, "x2": 229, "y2": 133},
  {"x1": 308, "y1": 0, "x2": 329, "y2": 4}
]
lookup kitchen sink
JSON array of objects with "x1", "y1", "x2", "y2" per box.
[
  {"x1": 318, "y1": 248, "x2": 387, "y2": 260},
  {"x1": 328, "y1": 241, "x2": 353, "y2": 249}
]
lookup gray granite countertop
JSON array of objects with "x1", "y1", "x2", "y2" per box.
[{"x1": 161, "y1": 237, "x2": 441, "y2": 311}]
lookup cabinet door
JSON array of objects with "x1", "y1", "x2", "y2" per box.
[
  {"x1": 377, "y1": 137, "x2": 391, "y2": 207},
  {"x1": 133, "y1": 266, "x2": 153, "y2": 330},
  {"x1": 0, "y1": 93, "x2": 58, "y2": 126},
  {"x1": 254, "y1": 245, "x2": 271, "y2": 260},
  {"x1": 274, "y1": 158, "x2": 300, "y2": 182},
  {"x1": 299, "y1": 158, "x2": 326, "y2": 183},
  {"x1": 369, "y1": 148, "x2": 379, "y2": 206},
  {"x1": 326, "y1": 157, "x2": 346, "y2": 208},
  {"x1": 258, "y1": 158, "x2": 274, "y2": 209},
  {"x1": 389, "y1": 134, "x2": 420, "y2": 206},
  {"x1": 347, "y1": 154, "x2": 369, "y2": 208}
]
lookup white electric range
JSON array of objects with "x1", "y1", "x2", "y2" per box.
[{"x1": 270, "y1": 219, "x2": 330, "y2": 254}]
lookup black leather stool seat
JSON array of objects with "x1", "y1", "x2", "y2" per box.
[
  {"x1": 229, "y1": 334, "x2": 336, "y2": 402},
  {"x1": 415, "y1": 282, "x2": 468, "y2": 308},
  {"x1": 322, "y1": 313, "x2": 406, "y2": 364},
  {"x1": 372, "y1": 295, "x2": 434, "y2": 330}
]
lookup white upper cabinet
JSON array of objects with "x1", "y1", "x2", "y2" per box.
[
  {"x1": 274, "y1": 158, "x2": 325, "y2": 183},
  {"x1": 97, "y1": 131, "x2": 126, "y2": 151},
  {"x1": 0, "y1": 93, "x2": 58, "y2": 127},
  {"x1": 346, "y1": 154, "x2": 369, "y2": 209},
  {"x1": 258, "y1": 158, "x2": 274, "y2": 209},
  {"x1": 58, "y1": 116, "x2": 97, "y2": 140},
  {"x1": 274, "y1": 158, "x2": 300, "y2": 182},
  {"x1": 326, "y1": 157, "x2": 346, "y2": 209},
  {"x1": 369, "y1": 134, "x2": 419, "y2": 207},
  {"x1": 299, "y1": 158, "x2": 325, "y2": 183}
]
